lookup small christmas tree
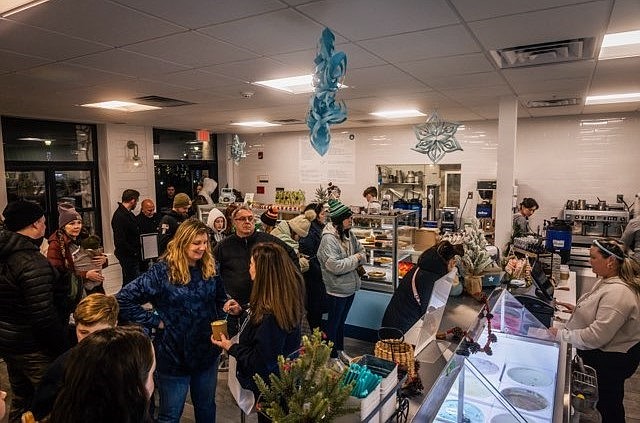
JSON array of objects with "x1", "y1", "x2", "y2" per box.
[
  {"x1": 314, "y1": 185, "x2": 328, "y2": 203},
  {"x1": 461, "y1": 217, "x2": 494, "y2": 276},
  {"x1": 254, "y1": 328, "x2": 357, "y2": 422}
]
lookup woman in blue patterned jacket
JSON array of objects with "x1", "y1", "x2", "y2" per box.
[{"x1": 117, "y1": 218, "x2": 241, "y2": 423}]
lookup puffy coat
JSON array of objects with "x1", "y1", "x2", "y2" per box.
[
  {"x1": 158, "y1": 210, "x2": 188, "y2": 255},
  {"x1": 316, "y1": 223, "x2": 366, "y2": 296},
  {"x1": 116, "y1": 261, "x2": 227, "y2": 375},
  {"x1": 214, "y1": 231, "x2": 300, "y2": 306},
  {"x1": 0, "y1": 230, "x2": 68, "y2": 357},
  {"x1": 299, "y1": 219, "x2": 324, "y2": 285},
  {"x1": 381, "y1": 247, "x2": 449, "y2": 333},
  {"x1": 206, "y1": 207, "x2": 227, "y2": 245}
]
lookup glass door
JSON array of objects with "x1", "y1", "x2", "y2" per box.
[{"x1": 5, "y1": 166, "x2": 100, "y2": 238}]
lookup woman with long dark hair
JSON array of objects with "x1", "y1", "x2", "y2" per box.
[
  {"x1": 117, "y1": 218, "x2": 240, "y2": 423},
  {"x1": 212, "y1": 242, "x2": 304, "y2": 422},
  {"x1": 48, "y1": 326, "x2": 155, "y2": 423}
]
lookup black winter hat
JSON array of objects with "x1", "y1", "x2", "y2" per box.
[{"x1": 3, "y1": 200, "x2": 44, "y2": 232}]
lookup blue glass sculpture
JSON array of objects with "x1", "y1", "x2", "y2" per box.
[
  {"x1": 412, "y1": 111, "x2": 463, "y2": 164},
  {"x1": 307, "y1": 27, "x2": 348, "y2": 156},
  {"x1": 231, "y1": 134, "x2": 246, "y2": 164}
]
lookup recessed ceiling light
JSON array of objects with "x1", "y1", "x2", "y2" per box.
[
  {"x1": 585, "y1": 92, "x2": 640, "y2": 105},
  {"x1": 231, "y1": 121, "x2": 282, "y2": 128},
  {"x1": 1, "y1": 0, "x2": 50, "y2": 17},
  {"x1": 370, "y1": 109, "x2": 426, "y2": 119},
  {"x1": 80, "y1": 101, "x2": 161, "y2": 112},
  {"x1": 599, "y1": 29, "x2": 640, "y2": 60},
  {"x1": 254, "y1": 74, "x2": 347, "y2": 94}
]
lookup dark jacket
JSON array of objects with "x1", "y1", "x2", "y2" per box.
[
  {"x1": 299, "y1": 219, "x2": 324, "y2": 283},
  {"x1": 214, "y1": 231, "x2": 300, "y2": 306},
  {"x1": 116, "y1": 261, "x2": 227, "y2": 375},
  {"x1": 228, "y1": 313, "x2": 301, "y2": 396},
  {"x1": 381, "y1": 248, "x2": 449, "y2": 333},
  {"x1": 137, "y1": 212, "x2": 161, "y2": 235},
  {"x1": 157, "y1": 210, "x2": 187, "y2": 255},
  {"x1": 31, "y1": 349, "x2": 70, "y2": 419},
  {"x1": 0, "y1": 230, "x2": 68, "y2": 357},
  {"x1": 111, "y1": 203, "x2": 140, "y2": 260}
]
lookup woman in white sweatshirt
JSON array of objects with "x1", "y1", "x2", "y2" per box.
[{"x1": 551, "y1": 238, "x2": 640, "y2": 423}]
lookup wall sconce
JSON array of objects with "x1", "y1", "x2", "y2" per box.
[{"x1": 127, "y1": 140, "x2": 142, "y2": 167}]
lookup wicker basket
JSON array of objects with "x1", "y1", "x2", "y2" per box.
[{"x1": 374, "y1": 327, "x2": 416, "y2": 380}]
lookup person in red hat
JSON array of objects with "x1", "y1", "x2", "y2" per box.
[{"x1": 259, "y1": 205, "x2": 279, "y2": 233}]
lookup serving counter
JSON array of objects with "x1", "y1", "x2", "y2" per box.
[{"x1": 407, "y1": 273, "x2": 577, "y2": 422}]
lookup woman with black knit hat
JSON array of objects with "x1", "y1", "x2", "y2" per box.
[{"x1": 317, "y1": 198, "x2": 366, "y2": 360}]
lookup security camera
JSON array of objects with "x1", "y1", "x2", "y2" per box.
[{"x1": 348, "y1": 134, "x2": 355, "y2": 140}]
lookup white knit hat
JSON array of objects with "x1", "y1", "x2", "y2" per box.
[{"x1": 287, "y1": 209, "x2": 316, "y2": 238}]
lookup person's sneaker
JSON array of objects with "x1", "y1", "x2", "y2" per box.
[
  {"x1": 218, "y1": 353, "x2": 229, "y2": 372},
  {"x1": 338, "y1": 350, "x2": 352, "y2": 365}
]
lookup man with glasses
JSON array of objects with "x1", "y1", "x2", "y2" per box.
[{"x1": 214, "y1": 205, "x2": 299, "y2": 335}]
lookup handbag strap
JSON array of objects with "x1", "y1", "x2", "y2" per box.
[{"x1": 411, "y1": 267, "x2": 421, "y2": 305}]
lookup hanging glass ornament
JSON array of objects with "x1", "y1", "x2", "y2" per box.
[{"x1": 230, "y1": 134, "x2": 247, "y2": 164}]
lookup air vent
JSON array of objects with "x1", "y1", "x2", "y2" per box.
[
  {"x1": 271, "y1": 118, "x2": 305, "y2": 125},
  {"x1": 134, "y1": 96, "x2": 195, "y2": 107},
  {"x1": 526, "y1": 98, "x2": 581, "y2": 108},
  {"x1": 491, "y1": 38, "x2": 595, "y2": 69}
]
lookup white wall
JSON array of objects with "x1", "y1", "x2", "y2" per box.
[
  {"x1": 98, "y1": 124, "x2": 156, "y2": 256},
  {"x1": 231, "y1": 112, "x2": 640, "y2": 239}
]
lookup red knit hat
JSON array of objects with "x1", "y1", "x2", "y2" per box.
[{"x1": 260, "y1": 205, "x2": 279, "y2": 227}]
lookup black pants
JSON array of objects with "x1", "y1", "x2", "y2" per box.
[
  {"x1": 304, "y1": 274, "x2": 326, "y2": 332},
  {"x1": 117, "y1": 255, "x2": 141, "y2": 286},
  {"x1": 3, "y1": 351, "x2": 52, "y2": 423},
  {"x1": 578, "y1": 341, "x2": 640, "y2": 423}
]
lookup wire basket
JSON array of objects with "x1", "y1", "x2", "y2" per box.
[{"x1": 571, "y1": 364, "x2": 598, "y2": 412}]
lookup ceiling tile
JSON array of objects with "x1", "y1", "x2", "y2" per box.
[
  {"x1": 147, "y1": 69, "x2": 241, "y2": 90},
  {"x1": 0, "y1": 20, "x2": 109, "y2": 61},
  {"x1": 297, "y1": 0, "x2": 459, "y2": 41},
  {"x1": 468, "y1": 1, "x2": 610, "y2": 50},
  {"x1": 6, "y1": 0, "x2": 185, "y2": 47},
  {"x1": 17, "y1": 63, "x2": 129, "y2": 89},
  {"x1": 590, "y1": 57, "x2": 640, "y2": 93},
  {"x1": 70, "y1": 50, "x2": 190, "y2": 78},
  {"x1": 0, "y1": 50, "x2": 49, "y2": 73},
  {"x1": 112, "y1": 0, "x2": 286, "y2": 29},
  {"x1": 450, "y1": 0, "x2": 595, "y2": 22},
  {"x1": 358, "y1": 25, "x2": 480, "y2": 63},
  {"x1": 427, "y1": 71, "x2": 505, "y2": 90},
  {"x1": 200, "y1": 57, "x2": 301, "y2": 83},
  {"x1": 124, "y1": 32, "x2": 258, "y2": 67},
  {"x1": 199, "y1": 9, "x2": 335, "y2": 56},
  {"x1": 398, "y1": 53, "x2": 495, "y2": 82},
  {"x1": 606, "y1": 0, "x2": 640, "y2": 33}
]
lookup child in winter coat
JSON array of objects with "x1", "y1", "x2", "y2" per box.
[{"x1": 206, "y1": 207, "x2": 227, "y2": 248}]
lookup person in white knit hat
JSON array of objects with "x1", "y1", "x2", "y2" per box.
[{"x1": 270, "y1": 209, "x2": 317, "y2": 272}]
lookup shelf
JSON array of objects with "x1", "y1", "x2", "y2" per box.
[{"x1": 379, "y1": 182, "x2": 421, "y2": 186}]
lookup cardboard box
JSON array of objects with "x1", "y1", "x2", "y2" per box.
[
  {"x1": 414, "y1": 228, "x2": 439, "y2": 251},
  {"x1": 334, "y1": 383, "x2": 381, "y2": 423},
  {"x1": 353, "y1": 355, "x2": 398, "y2": 423}
]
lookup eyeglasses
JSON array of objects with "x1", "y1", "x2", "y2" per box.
[{"x1": 234, "y1": 216, "x2": 255, "y2": 223}]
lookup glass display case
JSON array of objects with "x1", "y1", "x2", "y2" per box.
[
  {"x1": 351, "y1": 211, "x2": 419, "y2": 293},
  {"x1": 414, "y1": 289, "x2": 569, "y2": 422}
]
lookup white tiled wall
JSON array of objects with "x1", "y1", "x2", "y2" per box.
[{"x1": 231, "y1": 112, "x2": 640, "y2": 237}]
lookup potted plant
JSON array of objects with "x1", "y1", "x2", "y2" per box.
[
  {"x1": 254, "y1": 329, "x2": 357, "y2": 422},
  {"x1": 460, "y1": 218, "x2": 495, "y2": 298}
]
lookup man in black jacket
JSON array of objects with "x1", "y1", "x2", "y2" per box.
[
  {"x1": 157, "y1": 193, "x2": 191, "y2": 256},
  {"x1": 0, "y1": 200, "x2": 69, "y2": 422},
  {"x1": 111, "y1": 189, "x2": 140, "y2": 286},
  {"x1": 214, "y1": 205, "x2": 300, "y2": 335}
]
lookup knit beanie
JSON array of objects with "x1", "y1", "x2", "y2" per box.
[
  {"x1": 58, "y1": 203, "x2": 81, "y2": 228},
  {"x1": 288, "y1": 209, "x2": 317, "y2": 238},
  {"x1": 260, "y1": 206, "x2": 279, "y2": 227},
  {"x1": 2, "y1": 200, "x2": 44, "y2": 232},
  {"x1": 173, "y1": 193, "x2": 192, "y2": 209},
  {"x1": 328, "y1": 198, "x2": 352, "y2": 225}
]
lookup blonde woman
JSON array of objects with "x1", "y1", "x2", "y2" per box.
[{"x1": 117, "y1": 218, "x2": 240, "y2": 423}]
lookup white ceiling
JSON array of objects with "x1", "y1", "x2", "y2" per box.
[{"x1": 0, "y1": 0, "x2": 639, "y2": 133}]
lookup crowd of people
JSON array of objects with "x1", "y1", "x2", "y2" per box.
[{"x1": 1, "y1": 187, "x2": 639, "y2": 423}]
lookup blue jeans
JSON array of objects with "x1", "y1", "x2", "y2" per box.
[
  {"x1": 155, "y1": 358, "x2": 219, "y2": 423},
  {"x1": 325, "y1": 294, "x2": 355, "y2": 358}
]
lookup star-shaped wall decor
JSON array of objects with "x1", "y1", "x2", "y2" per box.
[
  {"x1": 412, "y1": 111, "x2": 463, "y2": 163},
  {"x1": 230, "y1": 134, "x2": 246, "y2": 164}
]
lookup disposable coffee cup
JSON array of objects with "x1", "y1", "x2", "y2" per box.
[
  {"x1": 211, "y1": 320, "x2": 228, "y2": 341},
  {"x1": 560, "y1": 265, "x2": 570, "y2": 280}
]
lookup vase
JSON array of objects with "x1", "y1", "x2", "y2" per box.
[{"x1": 464, "y1": 275, "x2": 483, "y2": 296}]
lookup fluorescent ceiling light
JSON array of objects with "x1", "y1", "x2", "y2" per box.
[
  {"x1": 80, "y1": 101, "x2": 161, "y2": 112},
  {"x1": 599, "y1": 29, "x2": 640, "y2": 60},
  {"x1": 231, "y1": 121, "x2": 281, "y2": 128},
  {"x1": 370, "y1": 109, "x2": 426, "y2": 119},
  {"x1": 585, "y1": 92, "x2": 640, "y2": 105},
  {"x1": 254, "y1": 74, "x2": 347, "y2": 94},
  {"x1": 1, "y1": 0, "x2": 50, "y2": 17}
]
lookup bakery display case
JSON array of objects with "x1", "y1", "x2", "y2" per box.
[
  {"x1": 351, "y1": 211, "x2": 419, "y2": 293},
  {"x1": 414, "y1": 289, "x2": 569, "y2": 422}
]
